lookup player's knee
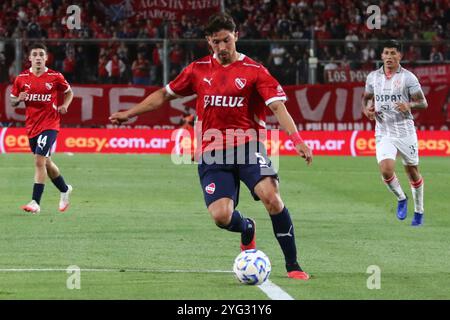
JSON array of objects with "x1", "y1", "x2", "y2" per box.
[
  {"x1": 210, "y1": 208, "x2": 232, "y2": 228},
  {"x1": 34, "y1": 156, "x2": 46, "y2": 168},
  {"x1": 261, "y1": 193, "x2": 284, "y2": 214}
]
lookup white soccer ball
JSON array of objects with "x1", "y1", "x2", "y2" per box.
[{"x1": 233, "y1": 249, "x2": 271, "y2": 285}]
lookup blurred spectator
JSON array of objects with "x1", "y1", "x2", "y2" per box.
[
  {"x1": 429, "y1": 47, "x2": 444, "y2": 63},
  {"x1": 27, "y1": 16, "x2": 42, "y2": 38},
  {"x1": 151, "y1": 43, "x2": 163, "y2": 85},
  {"x1": 404, "y1": 46, "x2": 421, "y2": 62},
  {"x1": 106, "y1": 54, "x2": 126, "y2": 84},
  {"x1": 0, "y1": 51, "x2": 7, "y2": 83},
  {"x1": 131, "y1": 52, "x2": 151, "y2": 85},
  {"x1": 62, "y1": 52, "x2": 76, "y2": 82},
  {"x1": 169, "y1": 44, "x2": 185, "y2": 79},
  {"x1": 324, "y1": 57, "x2": 338, "y2": 71},
  {"x1": 98, "y1": 54, "x2": 109, "y2": 84}
]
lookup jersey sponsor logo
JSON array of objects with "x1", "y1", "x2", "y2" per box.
[
  {"x1": 205, "y1": 183, "x2": 216, "y2": 194},
  {"x1": 24, "y1": 84, "x2": 31, "y2": 90},
  {"x1": 45, "y1": 82, "x2": 53, "y2": 90},
  {"x1": 375, "y1": 94, "x2": 402, "y2": 102},
  {"x1": 203, "y1": 95, "x2": 245, "y2": 108},
  {"x1": 203, "y1": 77, "x2": 212, "y2": 86},
  {"x1": 234, "y1": 78, "x2": 246, "y2": 90},
  {"x1": 25, "y1": 94, "x2": 52, "y2": 102}
]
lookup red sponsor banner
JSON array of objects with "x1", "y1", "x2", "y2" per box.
[
  {"x1": 410, "y1": 64, "x2": 450, "y2": 85},
  {"x1": 97, "y1": 0, "x2": 220, "y2": 23},
  {"x1": 2, "y1": 83, "x2": 449, "y2": 131},
  {"x1": 325, "y1": 64, "x2": 450, "y2": 85},
  {"x1": 324, "y1": 68, "x2": 371, "y2": 83},
  {"x1": 2, "y1": 128, "x2": 450, "y2": 156}
]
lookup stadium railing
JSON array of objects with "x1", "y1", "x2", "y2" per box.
[{"x1": 0, "y1": 38, "x2": 449, "y2": 86}]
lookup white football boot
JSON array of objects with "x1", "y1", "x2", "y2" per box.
[
  {"x1": 59, "y1": 185, "x2": 73, "y2": 212},
  {"x1": 21, "y1": 200, "x2": 41, "y2": 214}
]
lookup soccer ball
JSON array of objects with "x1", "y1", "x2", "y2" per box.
[{"x1": 233, "y1": 249, "x2": 271, "y2": 285}]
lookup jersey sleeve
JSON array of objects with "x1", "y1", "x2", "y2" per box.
[
  {"x1": 56, "y1": 73, "x2": 71, "y2": 92},
  {"x1": 406, "y1": 72, "x2": 422, "y2": 95},
  {"x1": 365, "y1": 72, "x2": 374, "y2": 94},
  {"x1": 256, "y1": 66, "x2": 287, "y2": 106},
  {"x1": 10, "y1": 76, "x2": 21, "y2": 97},
  {"x1": 165, "y1": 63, "x2": 195, "y2": 97}
]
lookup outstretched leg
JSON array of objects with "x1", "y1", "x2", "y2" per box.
[
  {"x1": 207, "y1": 198, "x2": 255, "y2": 250},
  {"x1": 254, "y1": 177, "x2": 309, "y2": 280}
]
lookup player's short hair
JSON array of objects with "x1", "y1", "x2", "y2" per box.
[
  {"x1": 382, "y1": 40, "x2": 402, "y2": 53},
  {"x1": 29, "y1": 43, "x2": 48, "y2": 54},
  {"x1": 204, "y1": 13, "x2": 236, "y2": 36}
]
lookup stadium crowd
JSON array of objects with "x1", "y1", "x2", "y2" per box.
[{"x1": 0, "y1": 0, "x2": 449, "y2": 85}]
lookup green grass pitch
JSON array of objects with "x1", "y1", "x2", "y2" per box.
[{"x1": 1, "y1": 153, "x2": 449, "y2": 299}]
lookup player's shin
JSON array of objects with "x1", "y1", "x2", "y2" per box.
[
  {"x1": 32, "y1": 183, "x2": 45, "y2": 205},
  {"x1": 383, "y1": 174, "x2": 407, "y2": 200},
  {"x1": 410, "y1": 177, "x2": 424, "y2": 214},
  {"x1": 51, "y1": 175, "x2": 69, "y2": 193},
  {"x1": 270, "y1": 207, "x2": 301, "y2": 271}
]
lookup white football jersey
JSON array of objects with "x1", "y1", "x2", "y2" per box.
[{"x1": 365, "y1": 65, "x2": 424, "y2": 138}]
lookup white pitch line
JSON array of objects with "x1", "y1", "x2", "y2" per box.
[
  {"x1": 0, "y1": 268, "x2": 294, "y2": 300},
  {"x1": 258, "y1": 280, "x2": 295, "y2": 300},
  {"x1": 0, "y1": 268, "x2": 233, "y2": 273}
]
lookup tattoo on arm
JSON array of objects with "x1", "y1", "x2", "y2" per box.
[{"x1": 409, "y1": 91, "x2": 428, "y2": 109}]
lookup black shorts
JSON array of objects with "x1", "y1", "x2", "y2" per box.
[
  {"x1": 29, "y1": 130, "x2": 58, "y2": 157},
  {"x1": 198, "y1": 142, "x2": 278, "y2": 208}
]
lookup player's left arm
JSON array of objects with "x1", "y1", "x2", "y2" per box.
[
  {"x1": 268, "y1": 100, "x2": 312, "y2": 165},
  {"x1": 58, "y1": 88, "x2": 74, "y2": 114},
  {"x1": 395, "y1": 90, "x2": 428, "y2": 112}
]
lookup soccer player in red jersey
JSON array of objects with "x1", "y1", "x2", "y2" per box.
[
  {"x1": 10, "y1": 43, "x2": 74, "y2": 214},
  {"x1": 110, "y1": 14, "x2": 313, "y2": 280}
]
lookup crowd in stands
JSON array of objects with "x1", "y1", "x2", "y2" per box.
[{"x1": 0, "y1": 0, "x2": 449, "y2": 85}]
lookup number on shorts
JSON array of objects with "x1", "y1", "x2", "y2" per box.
[
  {"x1": 37, "y1": 135, "x2": 47, "y2": 150},
  {"x1": 409, "y1": 145, "x2": 416, "y2": 155},
  {"x1": 255, "y1": 152, "x2": 268, "y2": 168}
]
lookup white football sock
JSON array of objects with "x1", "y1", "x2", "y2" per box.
[
  {"x1": 410, "y1": 177, "x2": 424, "y2": 214},
  {"x1": 383, "y1": 174, "x2": 406, "y2": 201}
]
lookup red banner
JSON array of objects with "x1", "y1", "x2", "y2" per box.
[
  {"x1": 1, "y1": 83, "x2": 449, "y2": 130},
  {"x1": 325, "y1": 64, "x2": 450, "y2": 85},
  {"x1": 2, "y1": 128, "x2": 450, "y2": 156},
  {"x1": 96, "y1": 0, "x2": 221, "y2": 23}
]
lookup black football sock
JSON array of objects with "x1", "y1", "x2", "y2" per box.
[
  {"x1": 51, "y1": 175, "x2": 69, "y2": 193},
  {"x1": 32, "y1": 183, "x2": 45, "y2": 205},
  {"x1": 217, "y1": 210, "x2": 248, "y2": 233},
  {"x1": 271, "y1": 206, "x2": 298, "y2": 266}
]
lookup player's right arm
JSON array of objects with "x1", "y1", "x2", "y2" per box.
[
  {"x1": 110, "y1": 62, "x2": 194, "y2": 125},
  {"x1": 10, "y1": 92, "x2": 28, "y2": 107},
  {"x1": 362, "y1": 72, "x2": 375, "y2": 120},
  {"x1": 362, "y1": 91, "x2": 375, "y2": 120},
  {"x1": 109, "y1": 87, "x2": 175, "y2": 124},
  {"x1": 10, "y1": 77, "x2": 27, "y2": 108}
]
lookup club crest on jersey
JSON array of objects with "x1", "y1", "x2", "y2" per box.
[
  {"x1": 205, "y1": 183, "x2": 216, "y2": 194},
  {"x1": 45, "y1": 83, "x2": 53, "y2": 90},
  {"x1": 234, "y1": 78, "x2": 247, "y2": 90}
]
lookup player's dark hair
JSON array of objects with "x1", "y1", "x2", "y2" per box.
[
  {"x1": 382, "y1": 40, "x2": 402, "y2": 52},
  {"x1": 29, "y1": 42, "x2": 48, "y2": 54},
  {"x1": 204, "y1": 13, "x2": 236, "y2": 36}
]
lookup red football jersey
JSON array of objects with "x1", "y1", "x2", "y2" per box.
[
  {"x1": 166, "y1": 54, "x2": 286, "y2": 151},
  {"x1": 11, "y1": 67, "x2": 71, "y2": 138}
]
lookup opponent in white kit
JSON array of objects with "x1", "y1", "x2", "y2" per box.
[{"x1": 362, "y1": 40, "x2": 428, "y2": 226}]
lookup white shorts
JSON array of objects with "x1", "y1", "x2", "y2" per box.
[{"x1": 376, "y1": 134, "x2": 419, "y2": 166}]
